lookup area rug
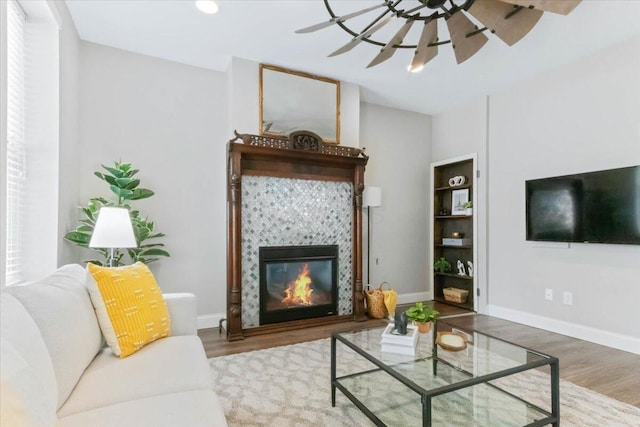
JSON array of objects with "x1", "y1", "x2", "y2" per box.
[{"x1": 209, "y1": 338, "x2": 640, "y2": 426}]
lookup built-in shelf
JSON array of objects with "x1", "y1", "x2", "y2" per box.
[
  {"x1": 434, "y1": 183, "x2": 472, "y2": 192},
  {"x1": 435, "y1": 244, "x2": 472, "y2": 249},
  {"x1": 435, "y1": 272, "x2": 474, "y2": 280},
  {"x1": 434, "y1": 296, "x2": 473, "y2": 309},
  {"x1": 431, "y1": 156, "x2": 476, "y2": 311}
]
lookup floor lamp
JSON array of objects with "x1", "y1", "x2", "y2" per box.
[
  {"x1": 89, "y1": 207, "x2": 137, "y2": 267},
  {"x1": 363, "y1": 186, "x2": 382, "y2": 285}
]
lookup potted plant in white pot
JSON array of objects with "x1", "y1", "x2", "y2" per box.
[{"x1": 464, "y1": 201, "x2": 473, "y2": 216}]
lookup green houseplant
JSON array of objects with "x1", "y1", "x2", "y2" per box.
[
  {"x1": 463, "y1": 201, "x2": 473, "y2": 215},
  {"x1": 433, "y1": 257, "x2": 451, "y2": 273},
  {"x1": 64, "y1": 161, "x2": 170, "y2": 266},
  {"x1": 405, "y1": 302, "x2": 439, "y2": 333}
]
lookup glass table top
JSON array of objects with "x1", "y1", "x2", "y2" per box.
[
  {"x1": 333, "y1": 320, "x2": 556, "y2": 427},
  {"x1": 336, "y1": 321, "x2": 551, "y2": 384}
]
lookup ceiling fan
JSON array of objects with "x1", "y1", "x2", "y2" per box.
[{"x1": 296, "y1": 0, "x2": 582, "y2": 71}]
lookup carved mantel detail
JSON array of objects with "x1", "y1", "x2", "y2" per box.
[
  {"x1": 226, "y1": 131, "x2": 369, "y2": 341},
  {"x1": 231, "y1": 130, "x2": 368, "y2": 159}
]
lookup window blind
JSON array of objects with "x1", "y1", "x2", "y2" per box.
[{"x1": 5, "y1": 0, "x2": 27, "y2": 285}]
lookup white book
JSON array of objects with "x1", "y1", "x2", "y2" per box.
[
  {"x1": 381, "y1": 342, "x2": 417, "y2": 356},
  {"x1": 380, "y1": 324, "x2": 419, "y2": 348},
  {"x1": 380, "y1": 350, "x2": 417, "y2": 366},
  {"x1": 442, "y1": 238, "x2": 472, "y2": 246}
]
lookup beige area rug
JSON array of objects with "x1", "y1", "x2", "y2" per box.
[{"x1": 209, "y1": 338, "x2": 640, "y2": 427}]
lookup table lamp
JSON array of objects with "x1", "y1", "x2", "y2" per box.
[{"x1": 89, "y1": 207, "x2": 137, "y2": 267}]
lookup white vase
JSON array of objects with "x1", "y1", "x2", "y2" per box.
[{"x1": 466, "y1": 208, "x2": 473, "y2": 216}]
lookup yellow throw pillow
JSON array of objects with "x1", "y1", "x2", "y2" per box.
[{"x1": 87, "y1": 262, "x2": 171, "y2": 358}]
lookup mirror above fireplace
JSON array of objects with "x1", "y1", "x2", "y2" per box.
[{"x1": 259, "y1": 64, "x2": 341, "y2": 144}]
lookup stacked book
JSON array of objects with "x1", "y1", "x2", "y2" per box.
[
  {"x1": 380, "y1": 323, "x2": 419, "y2": 356},
  {"x1": 442, "y1": 238, "x2": 472, "y2": 246}
]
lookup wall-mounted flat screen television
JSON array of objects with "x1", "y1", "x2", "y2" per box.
[{"x1": 526, "y1": 166, "x2": 640, "y2": 245}]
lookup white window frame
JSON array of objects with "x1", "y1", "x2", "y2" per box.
[
  {"x1": 4, "y1": 0, "x2": 27, "y2": 285},
  {"x1": 2, "y1": 0, "x2": 59, "y2": 286}
]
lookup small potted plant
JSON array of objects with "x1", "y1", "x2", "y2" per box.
[
  {"x1": 433, "y1": 257, "x2": 451, "y2": 274},
  {"x1": 463, "y1": 201, "x2": 473, "y2": 216},
  {"x1": 405, "y1": 302, "x2": 439, "y2": 333}
]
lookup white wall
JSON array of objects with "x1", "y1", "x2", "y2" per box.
[
  {"x1": 433, "y1": 35, "x2": 640, "y2": 353},
  {"x1": 227, "y1": 57, "x2": 259, "y2": 136},
  {"x1": 360, "y1": 103, "x2": 432, "y2": 301},
  {"x1": 53, "y1": 0, "x2": 83, "y2": 266},
  {"x1": 488, "y1": 36, "x2": 640, "y2": 352},
  {"x1": 77, "y1": 42, "x2": 228, "y2": 318}
]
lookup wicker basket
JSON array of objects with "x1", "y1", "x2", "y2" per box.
[
  {"x1": 365, "y1": 284, "x2": 388, "y2": 319},
  {"x1": 443, "y1": 287, "x2": 469, "y2": 304}
]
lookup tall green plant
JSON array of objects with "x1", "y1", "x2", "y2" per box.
[{"x1": 64, "y1": 161, "x2": 170, "y2": 266}]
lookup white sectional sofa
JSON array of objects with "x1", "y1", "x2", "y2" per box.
[{"x1": 0, "y1": 264, "x2": 228, "y2": 427}]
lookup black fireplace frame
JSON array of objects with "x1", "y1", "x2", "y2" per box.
[{"x1": 259, "y1": 245, "x2": 339, "y2": 325}]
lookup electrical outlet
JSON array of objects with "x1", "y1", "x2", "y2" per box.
[
  {"x1": 563, "y1": 292, "x2": 573, "y2": 306},
  {"x1": 545, "y1": 289, "x2": 553, "y2": 301}
]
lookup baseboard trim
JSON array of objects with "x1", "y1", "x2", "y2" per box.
[
  {"x1": 197, "y1": 313, "x2": 225, "y2": 330},
  {"x1": 197, "y1": 291, "x2": 432, "y2": 330},
  {"x1": 486, "y1": 305, "x2": 640, "y2": 355}
]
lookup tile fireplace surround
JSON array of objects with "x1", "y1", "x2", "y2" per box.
[
  {"x1": 241, "y1": 176, "x2": 353, "y2": 328},
  {"x1": 226, "y1": 131, "x2": 369, "y2": 341}
]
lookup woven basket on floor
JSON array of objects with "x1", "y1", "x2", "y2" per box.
[{"x1": 365, "y1": 284, "x2": 388, "y2": 319}]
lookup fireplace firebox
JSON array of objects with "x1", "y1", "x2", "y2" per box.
[{"x1": 259, "y1": 245, "x2": 338, "y2": 325}]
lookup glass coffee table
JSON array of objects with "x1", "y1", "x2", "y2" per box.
[{"x1": 331, "y1": 319, "x2": 559, "y2": 426}]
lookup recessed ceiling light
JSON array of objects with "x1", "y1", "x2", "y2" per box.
[{"x1": 195, "y1": 0, "x2": 219, "y2": 14}]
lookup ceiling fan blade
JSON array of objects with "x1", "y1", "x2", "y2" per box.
[
  {"x1": 329, "y1": 15, "x2": 395, "y2": 57},
  {"x1": 446, "y1": 10, "x2": 489, "y2": 64},
  {"x1": 468, "y1": 0, "x2": 543, "y2": 46},
  {"x1": 498, "y1": 0, "x2": 581, "y2": 15},
  {"x1": 295, "y1": 2, "x2": 388, "y2": 34},
  {"x1": 367, "y1": 19, "x2": 416, "y2": 68},
  {"x1": 410, "y1": 20, "x2": 438, "y2": 72}
]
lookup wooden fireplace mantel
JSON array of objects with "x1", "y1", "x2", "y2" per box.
[{"x1": 226, "y1": 131, "x2": 369, "y2": 341}]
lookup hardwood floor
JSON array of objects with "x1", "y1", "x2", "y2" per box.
[
  {"x1": 199, "y1": 302, "x2": 466, "y2": 357},
  {"x1": 442, "y1": 314, "x2": 640, "y2": 408},
  {"x1": 198, "y1": 302, "x2": 640, "y2": 408}
]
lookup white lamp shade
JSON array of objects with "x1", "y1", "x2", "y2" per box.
[
  {"x1": 89, "y1": 207, "x2": 137, "y2": 249},
  {"x1": 363, "y1": 186, "x2": 382, "y2": 207}
]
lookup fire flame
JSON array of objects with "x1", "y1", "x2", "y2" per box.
[{"x1": 282, "y1": 264, "x2": 314, "y2": 306}]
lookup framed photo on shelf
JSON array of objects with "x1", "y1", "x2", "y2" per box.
[{"x1": 451, "y1": 189, "x2": 469, "y2": 215}]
